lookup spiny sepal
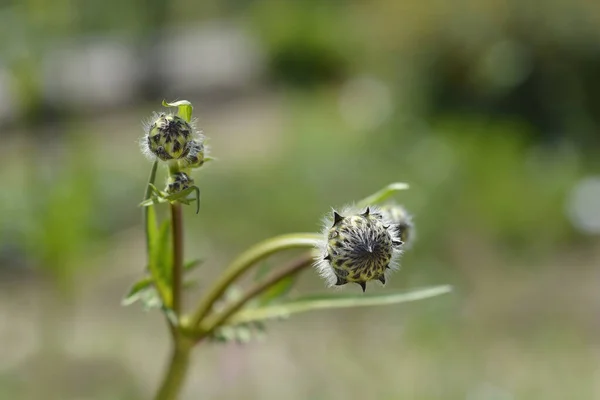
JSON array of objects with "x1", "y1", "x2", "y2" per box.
[
  {"x1": 333, "y1": 211, "x2": 344, "y2": 226},
  {"x1": 357, "y1": 281, "x2": 367, "y2": 292}
]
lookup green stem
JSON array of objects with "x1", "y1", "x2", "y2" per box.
[
  {"x1": 144, "y1": 160, "x2": 159, "y2": 253},
  {"x1": 153, "y1": 338, "x2": 193, "y2": 400},
  {"x1": 190, "y1": 233, "x2": 320, "y2": 328},
  {"x1": 171, "y1": 202, "x2": 184, "y2": 316},
  {"x1": 197, "y1": 254, "x2": 313, "y2": 339}
]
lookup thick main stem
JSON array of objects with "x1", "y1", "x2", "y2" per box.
[
  {"x1": 171, "y1": 202, "x2": 184, "y2": 316},
  {"x1": 153, "y1": 339, "x2": 192, "y2": 400}
]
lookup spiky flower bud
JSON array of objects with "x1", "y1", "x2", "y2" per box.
[
  {"x1": 141, "y1": 112, "x2": 205, "y2": 163},
  {"x1": 314, "y1": 206, "x2": 403, "y2": 292},
  {"x1": 179, "y1": 139, "x2": 205, "y2": 169},
  {"x1": 379, "y1": 203, "x2": 414, "y2": 247},
  {"x1": 166, "y1": 171, "x2": 194, "y2": 194}
]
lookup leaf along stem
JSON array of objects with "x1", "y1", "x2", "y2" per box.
[
  {"x1": 171, "y1": 202, "x2": 184, "y2": 317},
  {"x1": 197, "y1": 254, "x2": 313, "y2": 340},
  {"x1": 144, "y1": 160, "x2": 159, "y2": 253},
  {"x1": 189, "y1": 233, "x2": 320, "y2": 329}
]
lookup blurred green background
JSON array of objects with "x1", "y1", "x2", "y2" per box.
[{"x1": 1, "y1": 0, "x2": 600, "y2": 399}]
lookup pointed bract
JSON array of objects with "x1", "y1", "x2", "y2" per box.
[
  {"x1": 357, "y1": 281, "x2": 367, "y2": 292},
  {"x1": 378, "y1": 275, "x2": 386, "y2": 285},
  {"x1": 333, "y1": 211, "x2": 344, "y2": 226},
  {"x1": 361, "y1": 207, "x2": 370, "y2": 217}
]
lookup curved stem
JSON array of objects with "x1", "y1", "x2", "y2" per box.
[
  {"x1": 171, "y1": 202, "x2": 184, "y2": 316},
  {"x1": 189, "y1": 233, "x2": 320, "y2": 328},
  {"x1": 197, "y1": 254, "x2": 313, "y2": 339},
  {"x1": 153, "y1": 337, "x2": 193, "y2": 400}
]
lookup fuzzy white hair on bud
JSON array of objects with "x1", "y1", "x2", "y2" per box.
[{"x1": 313, "y1": 205, "x2": 404, "y2": 292}]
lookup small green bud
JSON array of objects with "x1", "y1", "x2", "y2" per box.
[
  {"x1": 179, "y1": 139, "x2": 206, "y2": 169},
  {"x1": 314, "y1": 206, "x2": 403, "y2": 292},
  {"x1": 166, "y1": 171, "x2": 194, "y2": 194}
]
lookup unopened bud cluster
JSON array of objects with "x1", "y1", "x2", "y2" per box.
[
  {"x1": 141, "y1": 110, "x2": 209, "y2": 195},
  {"x1": 141, "y1": 112, "x2": 207, "y2": 168},
  {"x1": 314, "y1": 206, "x2": 406, "y2": 292}
]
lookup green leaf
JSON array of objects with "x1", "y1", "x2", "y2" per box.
[
  {"x1": 122, "y1": 284, "x2": 163, "y2": 310},
  {"x1": 121, "y1": 276, "x2": 153, "y2": 306},
  {"x1": 184, "y1": 258, "x2": 204, "y2": 272},
  {"x1": 164, "y1": 186, "x2": 200, "y2": 214},
  {"x1": 162, "y1": 100, "x2": 193, "y2": 122},
  {"x1": 139, "y1": 197, "x2": 168, "y2": 207},
  {"x1": 257, "y1": 276, "x2": 295, "y2": 306},
  {"x1": 148, "y1": 219, "x2": 173, "y2": 306},
  {"x1": 227, "y1": 285, "x2": 452, "y2": 325},
  {"x1": 144, "y1": 161, "x2": 159, "y2": 252},
  {"x1": 357, "y1": 182, "x2": 410, "y2": 208}
]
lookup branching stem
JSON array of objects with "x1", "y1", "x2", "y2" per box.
[{"x1": 189, "y1": 233, "x2": 320, "y2": 328}]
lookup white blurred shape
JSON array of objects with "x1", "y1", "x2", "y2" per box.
[
  {"x1": 567, "y1": 176, "x2": 600, "y2": 234},
  {"x1": 42, "y1": 37, "x2": 138, "y2": 108},
  {"x1": 157, "y1": 23, "x2": 265, "y2": 93},
  {"x1": 338, "y1": 75, "x2": 393, "y2": 132}
]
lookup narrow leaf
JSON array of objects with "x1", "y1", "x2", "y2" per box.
[
  {"x1": 258, "y1": 276, "x2": 295, "y2": 305},
  {"x1": 164, "y1": 186, "x2": 200, "y2": 213},
  {"x1": 121, "y1": 277, "x2": 153, "y2": 306},
  {"x1": 162, "y1": 100, "x2": 193, "y2": 122},
  {"x1": 357, "y1": 182, "x2": 410, "y2": 208},
  {"x1": 227, "y1": 285, "x2": 452, "y2": 325},
  {"x1": 184, "y1": 258, "x2": 204, "y2": 272},
  {"x1": 148, "y1": 219, "x2": 173, "y2": 306}
]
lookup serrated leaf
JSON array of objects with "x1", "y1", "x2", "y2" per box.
[
  {"x1": 121, "y1": 277, "x2": 153, "y2": 306},
  {"x1": 357, "y1": 182, "x2": 410, "y2": 208},
  {"x1": 227, "y1": 285, "x2": 452, "y2": 325},
  {"x1": 162, "y1": 100, "x2": 193, "y2": 122},
  {"x1": 257, "y1": 275, "x2": 295, "y2": 306}
]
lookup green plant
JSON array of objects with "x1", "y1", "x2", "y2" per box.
[{"x1": 123, "y1": 100, "x2": 452, "y2": 400}]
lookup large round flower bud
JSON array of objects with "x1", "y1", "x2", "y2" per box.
[
  {"x1": 314, "y1": 206, "x2": 403, "y2": 292},
  {"x1": 141, "y1": 113, "x2": 198, "y2": 162}
]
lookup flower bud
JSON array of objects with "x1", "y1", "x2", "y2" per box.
[
  {"x1": 378, "y1": 203, "x2": 414, "y2": 247},
  {"x1": 179, "y1": 139, "x2": 206, "y2": 169},
  {"x1": 166, "y1": 171, "x2": 194, "y2": 194},
  {"x1": 314, "y1": 206, "x2": 403, "y2": 292},
  {"x1": 141, "y1": 113, "x2": 199, "y2": 162}
]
